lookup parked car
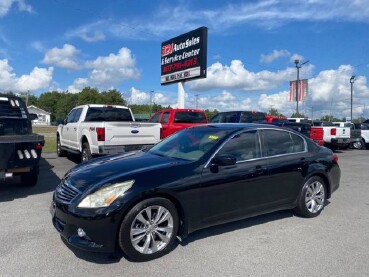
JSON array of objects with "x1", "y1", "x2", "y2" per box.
[
  {"x1": 210, "y1": 111, "x2": 266, "y2": 123},
  {"x1": 352, "y1": 123, "x2": 369, "y2": 149},
  {"x1": 57, "y1": 104, "x2": 161, "y2": 162},
  {"x1": 277, "y1": 122, "x2": 311, "y2": 138},
  {"x1": 0, "y1": 94, "x2": 44, "y2": 186},
  {"x1": 265, "y1": 115, "x2": 287, "y2": 123},
  {"x1": 50, "y1": 123, "x2": 340, "y2": 261},
  {"x1": 333, "y1": 122, "x2": 361, "y2": 149},
  {"x1": 310, "y1": 121, "x2": 350, "y2": 149},
  {"x1": 287, "y1": 117, "x2": 313, "y2": 124},
  {"x1": 148, "y1": 108, "x2": 208, "y2": 139}
]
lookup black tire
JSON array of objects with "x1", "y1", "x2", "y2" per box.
[
  {"x1": 293, "y1": 176, "x2": 326, "y2": 218},
  {"x1": 352, "y1": 139, "x2": 364, "y2": 150},
  {"x1": 81, "y1": 142, "x2": 92, "y2": 162},
  {"x1": 20, "y1": 171, "x2": 38, "y2": 186},
  {"x1": 119, "y1": 198, "x2": 179, "y2": 262},
  {"x1": 56, "y1": 135, "x2": 66, "y2": 157}
]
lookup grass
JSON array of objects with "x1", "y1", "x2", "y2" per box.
[
  {"x1": 33, "y1": 126, "x2": 57, "y2": 153},
  {"x1": 43, "y1": 136, "x2": 56, "y2": 153}
]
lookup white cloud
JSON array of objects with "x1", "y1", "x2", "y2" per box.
[
  {"x1": 67, "y1": 78, "x2": 89, "y2": 94},
  {"x1": 258, "y1": 91, "x2": 296, "y2": 115},
  {"x1": 128, "y1": 87, "x2": 173, "y2": 106},
  {"x1": 0, "y1": 59, "x2": 53, "y2": 92},
  {"x1": 256, "y1": 64, "x2": 369, "y2": 118},
  {"x1": 42, "y1": 44, "x2": 81, "y2": 70},
  {"x1": 85, "y1": 47, "x2": 140, "y2": 87},
  {"x1": 189, "y1": 60, "x2": 308, "y2": 92},
  {"x1": 65, "y1": 20, "x2": 107, "y2": 42},
  {"x1": 260, "y1": 50, "x2": 291, "y2": 63},
  {"x1": 129, "y1": 87, "x2": 150, "y2": 105},
  {"x1": 0, "y1": 0, "x2": 33, "y2": 17}
]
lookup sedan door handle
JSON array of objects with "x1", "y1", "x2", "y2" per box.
[{"x1": 254, "y1": 165, "x2": 267, "y2": 175}]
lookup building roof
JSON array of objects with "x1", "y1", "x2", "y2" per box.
[{"x1": 27, "y1": 105, "x2": 52, "y2": 115}]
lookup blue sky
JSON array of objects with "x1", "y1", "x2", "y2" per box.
[{"x1": 1, "y1": 0, "x2": 369, "y2": 119}]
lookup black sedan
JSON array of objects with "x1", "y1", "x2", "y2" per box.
[{"x1": 51, "y1": 124, "x2": 340, "y2": 261}]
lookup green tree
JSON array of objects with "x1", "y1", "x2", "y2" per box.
[
  {"x1": 55, "y1": 93, "x2": 78, "y2": 121},
  {"x1": 77, "y1": 87, "x2": 102, "y2": 105},
  {"x1": 38, "y1": 91, "x2": 62, "y2": 122},
  {"x1": 268, "y1": 108, "x2": 280, "y2": 116},
  {"x1": 101, "y1": 89, "x2": 126, "y2": 105},
  {"x1": 204, "y1": 109, "x2": 218, "y2": 120},
  {"x1": 26, "y1": 95, "x2": 39, "y2": 106},
  {"x1": 290, "y1": 112, "x2": 306, "y2": 118}
]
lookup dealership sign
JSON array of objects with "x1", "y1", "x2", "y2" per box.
[{"x1": 161, "y1": 27, "x2": 208, "y2": 85}]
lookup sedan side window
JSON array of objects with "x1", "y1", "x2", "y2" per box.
[
  {"x1": 217, "y1": 130, "x2": 261, "y2": 161},
  {"x1": 263, "y1": 129, "x2": 305, "y2": 156},
  {"x1": 290, "y1": 133, "x2": 305, "y2": 152}
]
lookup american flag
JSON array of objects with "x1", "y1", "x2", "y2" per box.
[{"x1": 289, "y1": 79, "x2": 308, "y2": 102}]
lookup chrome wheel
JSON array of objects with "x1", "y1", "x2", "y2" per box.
[
  {"x1": 352, "y1": 140, "x2": 363, "y2": 150},
  {"x1": 305, "y1": 180, "x2": 325, "y2": 213},
  {"x1": 130, "y1": 205, "x2": 174, "y2": 255}
]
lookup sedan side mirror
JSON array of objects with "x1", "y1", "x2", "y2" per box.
[{"x1": 212, "y1": 155, "x2": 237, "y2": 166}]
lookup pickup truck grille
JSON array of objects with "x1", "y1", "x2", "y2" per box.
[{"x1": 55, "y1": 180, "x2": 81, "y2": 204}]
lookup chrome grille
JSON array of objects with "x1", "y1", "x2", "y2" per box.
[{"x1": 55, "y1": 180, "x2": 81, "y2": 204}]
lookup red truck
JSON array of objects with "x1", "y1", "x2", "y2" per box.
[{"x1": 148, "y1": 109, "x2": 208, "y2": 139}]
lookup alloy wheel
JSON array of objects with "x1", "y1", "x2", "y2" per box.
[
  {"x1": 130, "y1": 205, "x2": 174, "y2": 255},
  {"x1": 305, "y1": 180, "x2": 325, "y2": 213}
]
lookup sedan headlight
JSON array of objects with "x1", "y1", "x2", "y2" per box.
[{"x1": 77, "y1": 180, "x2": 134, "y2": 208}]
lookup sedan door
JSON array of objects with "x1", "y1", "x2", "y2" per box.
[
  {"x1": 200, "y1": 130, "x2": 271, "y2": 227},
  {"x1": 260, "y1": 129, "x2": 308, "y2": 206}
]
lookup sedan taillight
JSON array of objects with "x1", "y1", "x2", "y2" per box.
[
  {"x1": 332, "y1": 154, "x2": 338, "y2": 163},
  {"x1": 96, "y1": 127, "x2": 105, "y2": 141}
]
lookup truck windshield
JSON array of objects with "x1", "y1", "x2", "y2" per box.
[{"x1": 85, "y1": 107, "x2": 133, "y2": 122}]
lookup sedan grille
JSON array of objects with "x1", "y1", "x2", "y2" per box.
[{"x1": 55, "y1": 180, "x2": 81, "y2": 204}]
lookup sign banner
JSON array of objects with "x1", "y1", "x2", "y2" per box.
[
  {"x1": 161, "y1": 27, "x2": 208, "y2": 85},
  {"x1": 289, "y1": 79, "x2": 308, "y2": 102}
]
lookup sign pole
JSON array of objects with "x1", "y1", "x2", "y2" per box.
[{"x1": 178, "y1": 82, "x2": 185, "y2": 108}]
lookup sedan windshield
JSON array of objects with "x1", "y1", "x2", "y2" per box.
[{"x1": 149, "y1": 126, "x2": 232, "y2": 161}]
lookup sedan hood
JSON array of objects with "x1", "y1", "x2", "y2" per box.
[{"x1": 64, "y1": 151, "x2": 180, "y2": 192}]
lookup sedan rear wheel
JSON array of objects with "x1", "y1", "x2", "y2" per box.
[
  {"x1": 294, "y1": 176, "x2": 326, "y2": 218},
  {"x1": 119, "y1": 198, "x2": 178, "y2": 262}
]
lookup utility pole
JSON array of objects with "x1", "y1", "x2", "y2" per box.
[
  {"x1": 294, "y1": 59, "x2": 309, "y2": 116},
  {"x1": 350, "y1": 76, "x2": 356, "y2": 122}
]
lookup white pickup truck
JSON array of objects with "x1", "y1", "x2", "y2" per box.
[
  {"x1": 310, "y1": 121, "x2": 350, "y2": 149},
  {"x1": 56, "y1": 104, "x2": 161, "y2": 161}
]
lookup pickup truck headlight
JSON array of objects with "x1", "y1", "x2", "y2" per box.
[{"x1": 77, "y1": 180, "x2": 134, "y2": 208}]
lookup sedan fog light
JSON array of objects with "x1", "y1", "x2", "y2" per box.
[
  {"x1": 77, "y1": 228, "x2": 86, "y2": 238},
  {"x1": 24, "y1": 150, "x2": 31, "y2": 159},
  {"x1": 17, "y1": 150, "x2": 24, "y2": 159},
  {"x1": 30, "y1": 149, "x2": 37, "y2": 158}
]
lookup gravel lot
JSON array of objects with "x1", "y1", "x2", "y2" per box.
[{"x1": 0, "y1": 150, "x2": 368, "y2": 277}]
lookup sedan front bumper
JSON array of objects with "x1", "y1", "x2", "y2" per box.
[{"x1": 50, "y1": 198, "x2": 121, "y2": 253}]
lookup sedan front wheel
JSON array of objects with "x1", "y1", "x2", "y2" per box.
[{"x1": 119, "y1": 198, "x2": 179, "y2": 262}]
